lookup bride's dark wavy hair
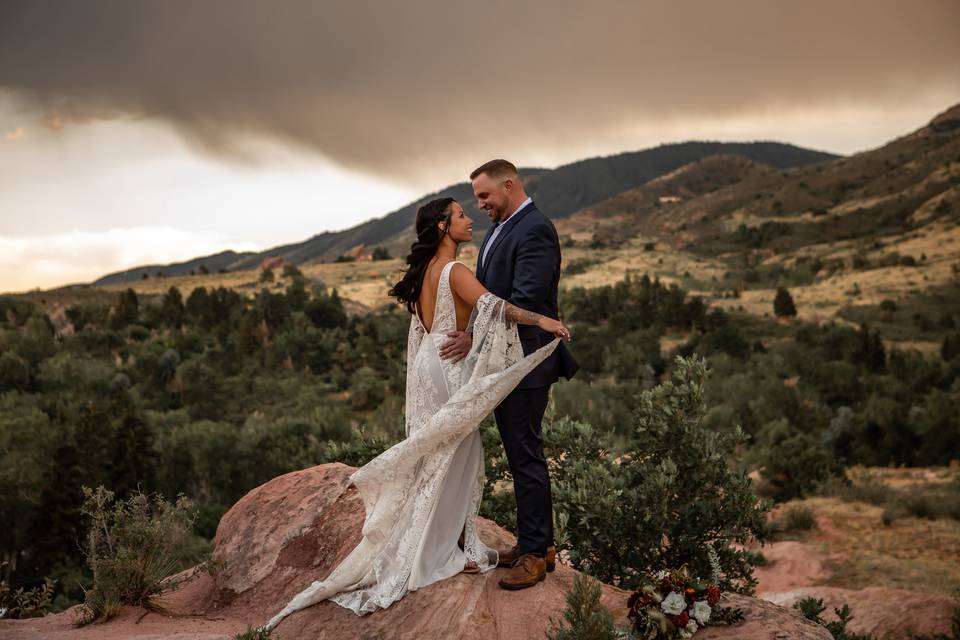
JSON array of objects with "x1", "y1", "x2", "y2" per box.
[{"x1": 389, "y1": 197, "x2": 457, "y2": 313}]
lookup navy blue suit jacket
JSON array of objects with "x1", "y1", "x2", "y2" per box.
[{"x1": 476, "y1": 200, "x2": 579, "y2": 389}]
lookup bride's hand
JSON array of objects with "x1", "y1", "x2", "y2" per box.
[{"x1": 538, "y1": 316, "x2": 571, "y2": 341}]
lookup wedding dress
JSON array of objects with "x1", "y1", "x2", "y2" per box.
[{"x1": 263, "y1": 260, "x2": 560, "y2": 630}]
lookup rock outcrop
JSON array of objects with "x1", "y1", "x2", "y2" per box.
[{"x1": 0, "y1": 463, "x2": 831, "y2": 639}]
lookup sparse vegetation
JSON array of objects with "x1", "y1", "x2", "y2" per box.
[
  {"x1": 794, "y1": 596, "x2": 876, "y2": 640},
  {"x1": 775, "y1": 504, "x2": 817, "y2": 532},
  {"x1": 75, "y1": 485, "x2": 202, "y2": 625},
  {"x1": 545, "y1": 574, "x2": 619, "y2": 640}
]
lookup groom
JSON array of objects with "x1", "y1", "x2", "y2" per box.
[{"x1": 440, "y1": 158, "x2": 579, "y2": 590}]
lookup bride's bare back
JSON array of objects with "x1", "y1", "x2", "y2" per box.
[
  {"x1": 417, "y1": 259, "x2": 472, "y2": 333},
  {"x1": 418, "y1": 258, "x2": 565, "y2": 338}
]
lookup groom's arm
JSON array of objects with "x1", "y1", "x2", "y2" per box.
[{"x1": 510, "y1": 221, "x2": 557, "y2": 313}]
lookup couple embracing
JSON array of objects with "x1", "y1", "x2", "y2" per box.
[{"x1": 262, "y1": 159, "x2": 579, "y2": 631}]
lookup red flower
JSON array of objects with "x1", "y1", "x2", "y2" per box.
[
  {"x1": 670, "y1": 610, "x2": 690, "y2": 628},
  {"x1": 707, "y1": 585, "x2": 721, "y2": 605},
  {"x1": 627, "y1": 589, "x2": 653, "y2": 618}
]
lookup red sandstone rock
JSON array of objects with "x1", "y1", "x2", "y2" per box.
[
  {"x1": 0, "y1": 463, "x2": 831, "y2": 639},
  {"x1": 766, "y1": 586, "x2": 957, "y2": 639}
]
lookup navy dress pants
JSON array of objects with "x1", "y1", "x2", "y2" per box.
[{"x1": 494, "y1": 385, "x2": 553, "y2": 555}]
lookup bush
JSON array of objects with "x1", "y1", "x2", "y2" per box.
[
  {"x1": 281, "y1": 263, "x2": 303, "y2": 279},
  {"x1": 794, "y1": 596, "x2": 876, "y2": 640},
  {"x1": 775, "y1": 504, "x2": 817, "y2": 532},
  {"x1": 76, "y1": 485, "x2": 200, "y2": 625},
  {"x1": 0, "y1": 570, "x2": 55, "y2": 619},
  {"x1": 486, "y1": 356, "x2": 770, "y2": 594},
  {"x1": 755, "y1": 419, "x2": 845, "y2": 502},
  {"x1": 545, "y1": 573, "x2": 619, "y2": 640}
]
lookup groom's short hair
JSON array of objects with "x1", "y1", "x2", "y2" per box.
[{"x1": 470, "y1": 159, "x2": 520, "y2": 184}]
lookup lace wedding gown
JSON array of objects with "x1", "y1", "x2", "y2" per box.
[{"x1": 263, "y1": 260, "x2": 560, "y2": 630}]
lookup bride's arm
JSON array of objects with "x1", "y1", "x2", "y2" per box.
[{"x1": 449, "y1": 264, "x2": 570, "y2": 338}]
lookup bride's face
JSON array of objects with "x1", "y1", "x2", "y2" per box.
[{"x1": 442, "y1": 202, "x2": 474, "y2": 244}]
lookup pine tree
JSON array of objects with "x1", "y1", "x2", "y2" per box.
[
  {"x1": 109, "y1": 414, "x2": 158, "y2": 499},
  {"x1": 22, "y1": 441, "x2": 84, "y2": 584},
  {"x1": 160, "y1": 287, "x2": 185, "y2": 328},
  {"x1": 111, "y1": 288, "x2": 139, "y2": 329},
  {"x1": 773, "y1": 286, "x2": 797, "y2": 318},
  {"x1": 856, "y1": 323, "x2": 886, "y2": 372}
]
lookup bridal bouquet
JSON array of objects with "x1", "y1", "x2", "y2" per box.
[{"x1": 626, "y1": 564, "x2": 743, "y2": 639}]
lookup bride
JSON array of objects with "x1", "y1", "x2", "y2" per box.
[{"x1": 261, "y1": 197, "x2": 570, "y2": 631}]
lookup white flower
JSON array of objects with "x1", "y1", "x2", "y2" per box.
[
  {"x1": 692, "y1": 600, "x2": 711, "y2": 625},
  {"x1": 654, "y1": 569, "x2": 670, "y2": 580},
  {"x1": 660, "y1": 591, "x2": 687, "y2": 615},
  {"x1": 679, "y1": 619, "x2": 698, "y2": 639}
]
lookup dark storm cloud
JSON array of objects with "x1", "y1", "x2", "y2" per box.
[{"x1": 1, "y1": 0, "x2": 958, "y2": 180}]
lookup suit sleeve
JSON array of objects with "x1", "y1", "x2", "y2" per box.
[{"x1": 510, "y1": 221, "x2": 558, "y2": 313}]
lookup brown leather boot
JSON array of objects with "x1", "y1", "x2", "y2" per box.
[
  {"x1": 498, "y1": 553, "x2": 546, "y2": 590},
  {"x1": 497, "y1": 544, "x2": 557, "y2": 572}
]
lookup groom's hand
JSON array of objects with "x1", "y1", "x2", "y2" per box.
[{"x1": 440, "y1": 331, "x2": 472, "y2": 363}]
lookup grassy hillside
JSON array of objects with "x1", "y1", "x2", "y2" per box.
[{"x1": 557, "y1": 104, "x2": 960, "y2": 352}]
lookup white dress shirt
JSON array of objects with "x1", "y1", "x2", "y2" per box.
[{"x1": 480, "y1": 196, "x2": 532, "y2": 268}]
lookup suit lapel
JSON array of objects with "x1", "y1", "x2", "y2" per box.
[
  {"x1": 479, "y1": 201, "x2": 535, "y2": 280},
  {"x1": 477, "y1": 225, "x2": 496, "y2": 281}
]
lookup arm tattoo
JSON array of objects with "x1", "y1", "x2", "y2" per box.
[{"x1": 505, "y1": 302, "x2": 542, "y2": 326}]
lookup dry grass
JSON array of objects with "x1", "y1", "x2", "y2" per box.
[
  {"x1": 770, "y1": 466, "x2": 960, "y2": 596},
  {"x1": 560, "y1": 241, "x2": 727, "y2": 293},
  {"x1": 807, "y1": 495, "x2": 960, "y2": 595}
]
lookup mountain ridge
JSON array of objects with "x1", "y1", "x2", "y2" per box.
[{"x1": 91, "y1": 141, "x2": 836, "y2": 286}]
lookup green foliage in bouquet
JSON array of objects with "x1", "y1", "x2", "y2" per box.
[{"x1": 626, "y1": 559, "x2": 743, "y2": 639}]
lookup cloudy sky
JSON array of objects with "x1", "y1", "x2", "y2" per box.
[{"x1": 2, "y1": 0, "x2": 959, "y2": 293}]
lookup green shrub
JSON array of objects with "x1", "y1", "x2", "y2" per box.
[
  {"x1": 563, "y1": 257, "x2": 602, "y2": 276},
  {"x1": 486, "y1": 356, "x2": 770, "y2": 594},
  {"x1": 754, "y1": 420, "x2": 844, "y2": 502},
  {"x1": 816, "y1": 469, "x2": 892, "y2": 506},
  {"x1": 281, "y1": 263, "x2": 303, "y2": 279},
  {"x1": 0, "y1": 570, "x2": 55, "y2": 619},
  {"x1": 776, "y1": 504, "x2": 817, "y2": 532},
  {"x1": 76, "y1": 485, "x2": 200, "y2": 625},
  {"x1": 545, "y1": 573, "x2": 619, "y2": 640},
  {"x1": 794, "y1": 596, "x2": 876, "y2": 640}
]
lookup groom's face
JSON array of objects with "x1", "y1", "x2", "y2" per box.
[{"x1": 471, "y1": 173, "x2": 511, "y2": 223}]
